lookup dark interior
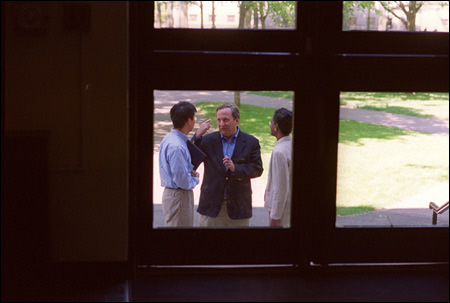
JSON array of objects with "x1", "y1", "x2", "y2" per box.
[{"x1": 2, "y1": 2, "x2": 448, "y2": 301}]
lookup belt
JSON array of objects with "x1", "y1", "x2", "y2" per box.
[{"x1": 165, "y1": 187, "x2": 182, "y2": 190}]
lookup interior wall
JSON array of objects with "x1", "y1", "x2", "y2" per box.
[{"x1": 4, "y1": 1, "x2": 128, "y2": 262}]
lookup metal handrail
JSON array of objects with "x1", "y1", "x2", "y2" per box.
[{"x1": 429, "y1": 201, "x2": 449, "y2": 225}]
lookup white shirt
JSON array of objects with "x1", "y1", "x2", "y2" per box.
[{"x1": 264, "y1": 135, "x2": 292, "y2": 225}]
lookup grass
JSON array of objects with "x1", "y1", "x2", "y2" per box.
[
  {"x1": 195, "y1": 102, "x2": 449, "y2": 215},
  {"x1": 339, "y1": 120, "x2": 415, "y2": 145},
  {"x1": 337, "y1": 120, "x2": 449, "y2": 209},
  {"x1": 337, "y1": 206, "x2": 375, "y2": 216}
]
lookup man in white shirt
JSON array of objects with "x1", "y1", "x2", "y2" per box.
[{"x1": 264, "y1": 108, "x2": 293, "y2": 227}]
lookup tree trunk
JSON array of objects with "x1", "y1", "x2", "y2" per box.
[
  {"x1": 253, "y1": 7, "x2": 259, "y2": 29},
  {"x1": 200, "y1": 2, "x2": 204, "y2": 29},
  {"x1": 157, "y1": 3, "x2": 162, "y2": 28},
  {"x1": 239, "y1": 5, "x2": 246, "y2": 28},
  {"x1": 167, "y1": 1, "x2": 174, "y2": 28},
  {"x1": 179, "y1": 1, "x2": 188, "y2": 28},
  {"x1": 245, "y1": 9, "x2": 253, "y2": 28},
  {"x1": 212, "y1": 1, "x2": 216, "y2": 29},
  {"x1": 408, "y1": 17, "x2": 416, "y2": 31},
  {"x1": 238, "y1": 2, "x2": 251, "y2": 29},
  {"x1": 407, "y1": 12, "x2": 416, "y2": 31},
  {"x1": 234, "y1": 91, "x2": 241, "y2": 108},
  {"x1": 258, "y1": 1, "x2": 267, "y2": 29},
  {"x1": 260, "y1": 16, "x2": 266, "y2": 29}
]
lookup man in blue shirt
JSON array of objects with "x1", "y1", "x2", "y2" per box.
[{"x1": 159, "y1": 101, "x2": 210, "y2": 227}]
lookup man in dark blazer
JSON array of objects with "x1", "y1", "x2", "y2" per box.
[{"x1": 193, "y1": 103, "x2": 263, "y2": 227}]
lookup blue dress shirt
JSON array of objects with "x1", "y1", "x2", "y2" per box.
[
  {"x1": 159, "y1": 129, "x2": 199, "y2": 190},
  {"x1": 221, "y1": 127, "x2": 240, "y2": 197},
  {"x1": 221, "y1": 127, "x2": 240, "y2": 161}
]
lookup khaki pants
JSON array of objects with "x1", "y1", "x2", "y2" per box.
[
  {"x1": 162, "y1": 187, "x2": 194, "y2": 227},
  {"x1": 199, "y1": 202, "x2": 250, "y2": 227}
]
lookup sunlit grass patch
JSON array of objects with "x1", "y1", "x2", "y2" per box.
[
  {"x1": 337, "y1": 121, "x2": 449, "y2": 209},
  {"x1": 337, "y1": 206, "x2": 376, "y2": 216},
  {"x1": 339, "y1": 120, "x2": 415, "y2": 145}
]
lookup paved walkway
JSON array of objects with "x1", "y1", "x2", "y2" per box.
[
  {"x1": 152, "y1": 90, "x2": 449, "y2": 228},
  {"x1": 340, "y1": 106, "x2": 449, "y2": 135}
]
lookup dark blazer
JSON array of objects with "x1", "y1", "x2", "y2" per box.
[{"x1": 193, "y1": 130, "x2": 263, "y2": 219}]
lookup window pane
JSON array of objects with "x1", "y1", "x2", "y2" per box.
[
  {"x1": 336, "y1": 92, "x2": 449, "y2": 227},
  {"x1": 343, "y1": 1, "x2": 449, "y2": 32},
  {"x1": 154, "y1": 1, "x2": 296, "y2": 29},
  {"x1": 153, "y1": 90, "x2": 294, "y2": 228}
]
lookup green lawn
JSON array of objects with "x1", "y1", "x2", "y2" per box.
[
  {"x1": 336, "y1": 206, "x2": 375, "y2": 216},
  {"x1": 196, "y1": 102, "x2": 449, "y2": 215},
  {"x1": 337, "y1": 120, "x2": 449, "y2": 209}
]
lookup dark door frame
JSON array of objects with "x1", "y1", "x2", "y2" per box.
[{"x1": 128, "y1": 1, "x2": 449, "y2": 269}]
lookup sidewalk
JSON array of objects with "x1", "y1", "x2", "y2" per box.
[
  {"x1": 152, "y1": 90, "x2": 449, "y2": 228},
  {"x1": 153, "y1": 205, "x2": 449, "y2": 228},
  {"x1": 340, "y1": 106, "x2": 449, "y2": 135}
]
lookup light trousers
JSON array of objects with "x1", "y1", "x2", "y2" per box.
[
  {"x1": 162, "y1": 187, "x2": 194, "y2": 227},
  {"x1": 199, "y1": 202, "x2": 250, "y2": 227}
]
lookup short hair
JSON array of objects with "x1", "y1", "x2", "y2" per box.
[
  {"x1": 216, "y1": 103, "x2": 240, "y2": 120},
  {"x1": 170, "y1": 101, "x2": 197, "y2": 129},
  {"x1": 272, "y1": 108, "x2": 292, "y2": 135}
]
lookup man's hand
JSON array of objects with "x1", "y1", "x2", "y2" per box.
[
  {"x1": 270, "y1": 218, "x2": 280, "y2": 227},
  {"x1": 190, "y1": 170, "x2": 199, "y2": 178},
  {"x1": 195, "y1": 119, "x2": 211, "y2": 137},
  {"x1": 223, "y1": 156, "x2": 235, "y2": 172}
]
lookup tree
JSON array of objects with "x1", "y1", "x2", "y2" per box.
[
  {"x1": 191, "y1": 1, "x2": 204, "y2": 28},
  {"x1": 380, "y1": 1, "x2": 425, "y2": 31},
  {"x1": 179, "y1": 1, "x2": 189, "y2": 27},
  {"x1": 238, "y1": 1, "x2": 254, "y2": 28},
  {"x1": 267, "y1": 1, "x2": 296, "y2": 28},
  {"x1": 212, "y1": 1, "x2": 216, "y2": 28},
  {"x1": 234, "y1": 91, "x2": 241, "y2": 108},
  {"x1": 155, "y1": 1, "x2": 167, "y2": 28},
  {"x1": 342, "y1": 1, "x2": 376, "y2": 30},
  {"x1": 343, "y1": 1, "x2": 376, "y2": 19},
  {"x1": 344, "y1": 1, "x2": 449, "y2": 32},
  {"x1": 257, "y1": 1, "x2": 269, "y2": 29},
  {"x1": 200, "y1": 1, "x2": 204, "y2": 28},
  {"x1": 166, "y1": 1, "x2": 174, "y2": 27},
  {"x1": 237, "y1": 1, "x2": 271, "y2": 29},
  {"x1": 253, "y1": 5, "x2": 259, "y2": 28}
]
